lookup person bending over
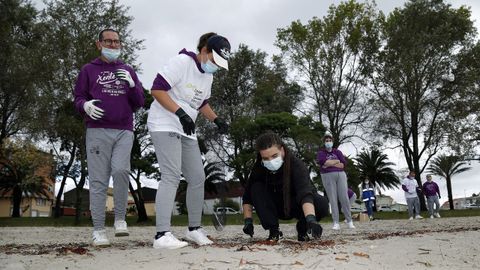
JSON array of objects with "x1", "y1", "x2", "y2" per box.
[{"x1": 242, "y1": 132, "x2": 329, "y2": 241}]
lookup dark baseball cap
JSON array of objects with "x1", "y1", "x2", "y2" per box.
[{"x1": 207, "y1": 35, "x2": 231, "y2": 70}]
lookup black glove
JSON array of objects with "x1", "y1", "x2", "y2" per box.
[
  {"x1": 306, "y1": 215, "x2": 322, "y2": 239},
  {"x1": 175, "y1": 108, "x2": 195, "y2": 135},
  {"x1": 214, "y1": 117, "x2": 229, "y2": 134},
  {"x1": 243, "y1": 218, "x2": 254, "y2": 237}
]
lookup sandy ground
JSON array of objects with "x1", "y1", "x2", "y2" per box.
[{"x1": 0, "y1": 216, "x2": 479, "y2": 270}]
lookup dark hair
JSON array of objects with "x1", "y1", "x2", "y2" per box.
[
  {"x1": 254, "y1": 132, "x2": 292, "y2": 216},
  {"x1": 197, "y1": 32, "x2": 217, "y2": 52},
  {"x1": 362, "y1": 177, "x2": 371, "y2": 189},
  {"x1": 98, "y1": 28, "x2": 119, "y2": 41}
]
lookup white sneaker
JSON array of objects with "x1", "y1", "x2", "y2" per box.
[
  {"x1": 415, "y1": 215, "x2": 423, "y2": 219},
  {"x1": 185, "y1": 229, "x2": 213, "y2": 246},
  {"x1": 153, "y1": 232, "x2": 188, "y2": 249},
  {"x1": 114, "y1": 220, "x2": 129, "y2": 236},
  {"x1": 332, "y1": 223, "x2": 340, "y2": 230},
  {"x1": 409, "y1": 217, "x2": 414, "y2": 220},
  {"x1": 92, "y1": 230, "x2": 110, "y2": 247},
  {"x1": 435, "y1": 213, "x2": 441, "y2": 218},
  {"x1": 347, "y1": 221, "x2": 355, "y2": 229},
  {"x1": 430, "y1": 215, "x2": 434, "y2": 219}
]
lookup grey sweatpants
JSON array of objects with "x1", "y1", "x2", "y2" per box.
[
  {"x1": 321, "y1": 171, "x2": 352, "y2": 223},
  {"x1": 427, "y1": 195, "x2": 440, "y2": 216},
  {"x1": 151, "y1": 132, "x2": 205, "y2": 232},
  {"x1": 86, "y1": 128, "x2": 133, "y2": 231},
  {"x1": 406, "y1": 197, "x2": 421, "y2": 217}
]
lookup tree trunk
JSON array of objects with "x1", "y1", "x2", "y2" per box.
[
  {"x1": 54, "y1": 146, "x2": 76, "y2": 218},
  {"x1": 75, "y1": 146, "x2": 87, "y2": 225},
  {"x1": 135, "y1": 180, "x2": 149, "y2": 222},
  {"x1": 11, "y1": 185, "x2": 22, "y2": 217},
  {"x1": 413, "y1": 161, "x2": 427, "y2": 211},
  {"x1": 446, "y1": 176, "x2": 454, "y2": 210},
  {"x1": 128, "y1": 182, "x2": 148, "y2": 223}
]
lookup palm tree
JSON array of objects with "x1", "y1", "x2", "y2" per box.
[
  {"x1": 354, "y1": 149, "x2": 401, "y2": 194},
  {"x1": 428, "y1": 155, "x2": 471, "y2": 210}
]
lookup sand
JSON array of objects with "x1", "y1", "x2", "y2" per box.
[{"x1": 1, "y1": 216, "x2": 479, "y2": 270}]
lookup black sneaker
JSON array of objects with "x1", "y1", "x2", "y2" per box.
[
  {"x1": 296, "y1": 220, "x2": 309, "y2": 242},
  {"x1": 267, "y1": 228, "x2": 283, "y2": 241}
]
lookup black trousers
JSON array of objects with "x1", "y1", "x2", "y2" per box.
[{"x1": 249, "y1": 181, "x2": 329, "y2": 231}]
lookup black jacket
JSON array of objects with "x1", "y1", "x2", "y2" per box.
[{"x1": 242, "y1": 155, "x2": 315, "y2": 215}]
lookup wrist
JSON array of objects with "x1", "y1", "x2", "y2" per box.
[
  {"x1": 244, "y1": 218, "x2": 253, "y2": 225},
  {"x1": 305, "y1": 214, "x2": 316, "y2": 223},
  {"x1": 175, "y1": 108, "x2": 186, "y2": 117}
]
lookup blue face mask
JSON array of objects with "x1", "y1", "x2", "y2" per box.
[
  {"x1": 101, "y1": 47, "x2": 121, "y2": 62},
  {"x1": 325, "y1": 142, "x2": 333, "y2": 149},
  {"x1": 201, "y1": 59, "x2": 219, "y2": 74}
]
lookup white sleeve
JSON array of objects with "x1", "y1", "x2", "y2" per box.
[{"x1": 158, "y1": 55, "x2": 187, "y2": 88}]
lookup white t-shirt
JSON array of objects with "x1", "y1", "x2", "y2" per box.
[
  {"x1": 147, "y1": 52, "x2": 213, "y2": 139},
  {"x1": 402, "y1": 177, "x2": 418, "y2": 198}
]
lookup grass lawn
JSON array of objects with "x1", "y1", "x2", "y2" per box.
[{"x1": 1, "y1": 209, "x2": 479, "y2": 227}]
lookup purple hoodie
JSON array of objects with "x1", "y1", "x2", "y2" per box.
[
  {"x1": 74, "y1": 58, "x2": 144, "y2": 131},
  {"x1": 316, "y1": 148, "x2": 347, "y2": 174},
  {"x1": 422, "y1": 181, "x2": 440, "y2": 197}
]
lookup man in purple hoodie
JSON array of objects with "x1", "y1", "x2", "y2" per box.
[
  {"x1": 422, "y1": 174, "x2": 441, "y2": 218},
  {"x1": 74, "y1": 28, "x2": 144, "y2": 247}
]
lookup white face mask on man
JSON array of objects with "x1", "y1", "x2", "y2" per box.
[{"x1": 262, "y1": 156, "x2": 284, "y2": 171}]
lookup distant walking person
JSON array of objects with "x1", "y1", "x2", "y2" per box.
[
  {"x1": 317, "y1": 132, "x2": 355, "y2": 230},
  {"x1": 148, "y1": 32, "x2": 231, "y2": 249},
  {"x1": 423, "y1": 174, "x2": 441, "y2": 218},
  {"x1": 74, "y1": 28, "x2": 145, "y2": 246},
  {"x1": 361, "y1": 177, "x2": 376, "y2": 220},
  {"x1": 402, "y1": 171, "x2": 423, "y2": 220},
  {"x1": 348, "y1": 187, "x2": 357, "y2": 205}
]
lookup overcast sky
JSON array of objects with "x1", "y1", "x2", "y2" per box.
[{"x1": 33, "y1": 0, "x2": 480, "y2": 204}]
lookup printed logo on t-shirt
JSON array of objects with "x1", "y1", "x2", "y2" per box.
[
  {"x1": 185, "y1": 83, "x2": 205, "y2": 109},
  {"x1": 89, "y1": 145, "x2": 100, "y2": 155},
  {"x1": 326, "y1": 152, "x2": 339, "y2": 160},
  {"x1": 96, "y1": 71, "x2": 126, "y2": 96}
]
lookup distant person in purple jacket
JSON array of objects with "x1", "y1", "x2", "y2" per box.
[
  {"x1": 74, "y1": 28, "x2": 145, "y2": 247},
  {"x1": 348, "y1": 187, "x2": 357, "y2": 205},
  {"x1": 423, "y1": 174, "x2": 441, "y2": 218},
  {"x1": 316, "y1": 132, "x2": 355, "y2": 230}
]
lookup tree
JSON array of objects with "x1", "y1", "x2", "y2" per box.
[
  {"x1": 37, "y1": 0, "x2": 143, "y2": 223},
  {"x1": 368, "y1": 0, "x2": 475, "y2": 208},
  {"x1": 344, "y1": 156, "x2": 362, "y2": 191},
  {"x1": 428, "y1": 155, "x2": 471, "y2": 210},
  {"x1": 354, "y1": 148, "x2": 400, "y2": 194},
  {"x1": 0, "y1": 140, "x2": 52, "y2": 217},
  {"x1": 445, "y1": 41, "x2": 480, "y2": 155},
  {"x1": 129, "y1": 89, "x2": 155, "y2": 222},
  {"x1": 0, "y1": 0, "x2": 42, "y2": 145},
  {"x1": 276, "y1": 0, "x2": 382, "y2": 147}
]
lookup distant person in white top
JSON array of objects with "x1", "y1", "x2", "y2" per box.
[
  {"x1": 402, "y1": 171, "x2": 423, "y2": 220},
  {"x1": 148, "y1": 32, "x2": 230, "y2": 249}
]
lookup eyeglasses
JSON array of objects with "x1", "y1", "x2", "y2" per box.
[{"x1": 101, "y1": 39, "x2": 121, "y2": 46}]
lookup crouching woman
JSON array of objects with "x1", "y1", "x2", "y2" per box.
[{"x1": 241, "y1": 132, "x2": 329, "y2": 241}]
